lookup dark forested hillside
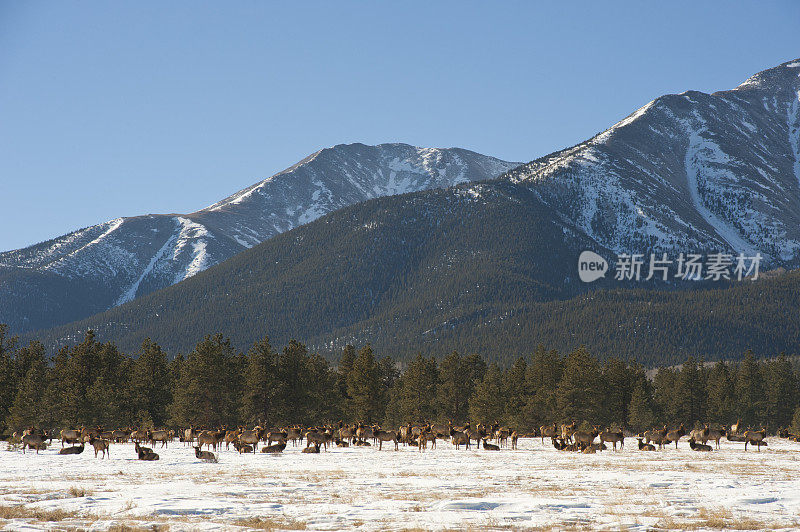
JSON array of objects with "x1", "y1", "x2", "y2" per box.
[{"x1": 26, "y1": 179, "x2": 800, "y2": 367}]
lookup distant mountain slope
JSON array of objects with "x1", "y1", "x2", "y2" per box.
[
  {"x1": 31, "y1": 181, "x2": 800, "y2": 365},
  {"x1": 506, "y1": 58, "x2": 800, "y2": 262},
  {"x1": 0, "y1": 144, "x2": 518, "y2": 332}
]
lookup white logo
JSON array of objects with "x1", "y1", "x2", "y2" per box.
[{"x1": 578, "y1": 251, "x2": 608, "y2": 282}]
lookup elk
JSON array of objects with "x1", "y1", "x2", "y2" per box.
[
  {"x1": 637, "y1": 437, "x2": 656, "y2": 451},
  {"x1": 706, "y1": 426, "x2": 727, "y2": 449},
  {"x1": 449, "y1": 424, "x2": 470, "y2": 450},
  {"x1": 58, "y1": 443, "x2": 84, "y2": 455},
  {"x1": 599, "y1": 428, "x2": 624, "y2": 451},
  {"x1": 689, "y1": 425, "x2": 709, "y2": 445},
  {"x1": 22, "y1": 432, "x2": 47, "y2": 454},
  {"x1": 287, "y1": 426, "x2": 303, "y2": 446},
  {"x1": 355, "y1": 423, "x2": 374, "y2": 445},
  {"x1": 482, "y1": 438, "x2": 500, "y2": 451},
  {"x1": 183, "y1": 427, "x2": 197, "y2": 445},
  {"x1": 239, "y1": 427, "x2": 262, "y2": 453},
  {"x1": 689, "y1": 438, "x2": 712, "y2": 452},
  {"x1": 261, "y1": 442, "x2": 286, "y2": 453},
  {"x1": 233, "y1": 441, "x2": 254, "y2": 453},
  {"x1": 666, "y1": 424, "x2": 687, "y2": 449},
  {"x1": 265, "y1": 430, "x2": 287, "y2": 447},
  {"x1": 375, "y1": 429, "x2": 400, "y2": 450},
  {"x1": 194, "y1": 445, "x2": 218, "y2": 462},
  {"x1": 560, "y1": 421, "x2": 577, "y2": 443},
  {"x1": 150, "y1": 430, "x2": 171, "y2": 448},
  {"x1": 224, "y1": 429, "x2": 241, "y2": 450},
  {"x1": 510, "y1": 431, "x2": 519, "y2": 450},
  {"x1": 111, "y1": 429, "x2": 129, "y2": 443},
  {"x1": 89, "y1": 436, "x2": 110, "y2": 458},
  {"x1": 302, "y1": 442, "x2": 321, "y2": 453},
  {"x1": 744, "y1": 429, "x2": 767, "y2": 451},
  {"x1": 60, "y1": 428, "x2": 81, "y2": 447},
  {"x1": 540, "y1": 423, "x2": 558, "y2": 443},
  {"x1": 572, "y1": 427, "x2": 599, "y2": 451},
  {"x1": 644, "y1": 426, "x2": 668, "y2": 449},
  {"x1": 135, "y1": 442, "x2": 159, "y2": 461},
  {"x1": 197, "y1": 430, "x2": 221, "y2": 451},
  {"x1": 305, "y1": 430, "x2": 332, "y2": 450}
]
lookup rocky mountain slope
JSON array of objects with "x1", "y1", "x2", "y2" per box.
[{"x1": 0, "y1": 144, "x2": 518, "y2": 332}]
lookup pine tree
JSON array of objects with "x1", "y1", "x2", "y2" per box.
[
  {"x1": 337, "y1": 344, "x2": 357, "y2": 414},
  {"x1": 240, "y1": 336, "x2": 279, "y2": 425},
  {"x1": 762, "y1": 355, "x2": 796, "y2": 429},
  {"x1": 705, "y1": 361, "x2": 734, "y2": 426},
  {"x1": 603, "y1": 357, "x2": 633, "y2": 426},
  {"x1": 7, "y1": 343, "x2": 49, "y2": 431},
  {"x1": 554, "y1": 347, "x2": 605, "y2": 424},
  {"x1": 522, "y1": 346, "x2": 563, "y2": 428},
  {"x1": 346, "y1": 345, "x2": 382, "y2": 422},
  {"x1": 170, "y1": 334, "x2": 239, "y2": 427},
  {"x1": 503, "y1": 357, "x2": 528, "y2": 428},
  {"x1": 469, "y1": 364, "x2": 505, "y2": 424},
  {"x1": 397, "y1": 353, "x2": 438, "y2": 422},
  {"x1": 130, "y1": 339, "x2": 171, "y2": 427},
  {"x1": 437, "y1": 351, "x2": 468, "y2": 423},
  {"x1": 627, "y1": 381, "x2": 657, "y2": 432},
  {"x1": 734, "y1": 351, "x2": 765, "y2": 427},
  {"x1": 0, "y1": 325, "x2": 19, "y2": 432}
]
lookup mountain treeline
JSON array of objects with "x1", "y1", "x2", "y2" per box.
[{"x1": 3, "y1": 324, "x2": 800, "y2": 436}]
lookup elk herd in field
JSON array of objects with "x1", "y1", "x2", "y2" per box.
[{"x1": 9, "y1": 418, "x2": 795, "y2": 462}]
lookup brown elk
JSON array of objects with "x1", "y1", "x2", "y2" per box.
[
  {"x1": 355, "y1": 423, "x2": 374, "y2": 445},
  {"x1": 233, "y1": 441, "x2": 254, "y2": 453},
  {"x1": 510, "y1": 431, "x2": 519, "y2": 450},
  {"x1": 540, "y1": 423, "x2": 558, "y2": 443},
  {"x1": 302, "y1": 442, "x2": 321, "y2": 453},
  {"x1": 482, "y1": 438, "x2": 500, "y2": 451},
  {"x1": 224, "y1": 429, "x2": 241, "y2": 450},
  {"x1": 58, "y1": 443, "x2": 84, "y2": 455},
  {"x1": 22, "y1": 432, "x2": 47, "y2": 454},
  {"x1": 689, "y1": 425, "x2": 709, "y2": 444},
  {"x1": 374, "y1": 429, "x2": 400, "y2": 451},
  {"x1": 561, "y1": 421, "x2": 577, "y2": 443},
  {"x1": 239, "y1": 427, "x2": 262, "y2": 453},
  {"x1": 689, "y1": 438, "x2": 712, "y2": 451},
  {"x1": 287, "y1": 426, "x2": 303, "y2": 446},
  {"x1": 89, "y1": 436, "x2": 110, "y2": 458},
  {"x1": 150, "y1": 430, "x2": 171, "y2": 448},
  {"x1": 261, "y1": 441, "x2": 286, "y2": 453},
  {"x1": 744, "y1": 429, "x2": 767, "y2": 451},
  {"x1": 197, "y1": 430, "x2": 221, "y2": 451},
  {"x1": 194, "y1": 445, "x2": 218, "y2": 462},
  {"x1": 183, "y1": 427, "x2": 197, "y2": 445},
  {"x1": 644, "y1": 426, "x2": 668, "y2": 449},
  {"x1": 573, "y1": 427, "x2": 599, "y2": 451},
  {"x1": 60, "y1": 428, "x2": 81, "y2": 447},
  {"x1": 135, "y1": 442, "x2": 159, "y2": 461},
  {"x1": 599, "y1": 428, "x2": 624, "y2": 451},
  {"x1": 637, "y1": 437, "x2": 656, "y2": 451},
  {"x1": 449, "y1": 424, "x2": 470, "y2": 450},
  {"x1": 666, "y1": 424, "x2": 687, "y2": 449},
  {"x1": 305, "y1": 430, "x2": 332, "y2": 450},
  {"x1": 265, "y1": 429, "x2": 287, "y2": 447}
]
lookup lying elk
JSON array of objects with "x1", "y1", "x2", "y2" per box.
[
  {"x1": 89, "y1": 436, "x2": 110, "y2": 458},
  {"x1": 637, "y1": 437, "x2": 656, "y2": 451},
  {"x1": 599, "y1": 428, "x2": 624, "y2": 451},
  {"x1": 135, "y1": 442, "x2": 159, "y2": 461},
  {"x1": 302, "y1": 442, "x2": 321, "y2": 453},
  {"x1": 233, "y1": 441, "x2": 254, "y2": 453},
  {"x1": 744, "y1": 429, "x2": 767, "y2": 451},
  {"x1": 59, "y1": 443, "x2": 84, "y2": 455},
  {"x1": 482, "y1": 438, "x2": 500, "y2": 451},
  {"x1": 261, "y1": 441, "x2": 286, "y2": 453},
  {"x1": 375, "y1": 429, "x2": 400, "y2": 451},
  {"x1": 689, "y1": 438, "x2": 712, "y2": 452},
  {"x1": 194, "y1": 445, "x2": 218, "y2": 463}
]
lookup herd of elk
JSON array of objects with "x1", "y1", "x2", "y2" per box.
[{"x1": 7, "y1": 418, "x2": 792, "y2": 461}]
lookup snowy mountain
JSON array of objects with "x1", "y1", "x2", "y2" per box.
[
  {"x1": 0, "y1": 144, "x2": 518, "y2": 332},
  {"x1": 504, "y1": 58, "x2": 800, "y2": 262}
]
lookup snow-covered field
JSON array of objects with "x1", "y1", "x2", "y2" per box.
[{"x1": 2, "y1": 437, "x2": 800, "y2": 531}]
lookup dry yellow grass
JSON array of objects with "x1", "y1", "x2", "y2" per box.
[
  {"x1": 0, "y1": 504, "x2": 77, "y2": 522},
  {"x1": 234, "y1": 515, "x2": 307, "y2": 530}
]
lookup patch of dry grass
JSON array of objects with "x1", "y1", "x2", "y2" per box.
[
  {"x1": 234, "y1": 515, "x2": 307, "y2": 530},
  {"x1": 68, "y1": 486, "x2": 91, "y2": 497},
  {"x1": 0, "y1": 504, "x2": 77, "y2": 522}
]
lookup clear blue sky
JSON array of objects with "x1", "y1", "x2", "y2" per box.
[{"x1": 1, "y1": 1, "x2": 799, "y2": 252}]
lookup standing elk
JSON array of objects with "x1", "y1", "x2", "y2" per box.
[{"x1": 89, "y1": 436, "x2": 110, "y2": 458}]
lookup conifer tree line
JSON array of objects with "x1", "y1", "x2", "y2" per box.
[{"x1": 1, "y1": 324, "x2": 799, "y2": 435}]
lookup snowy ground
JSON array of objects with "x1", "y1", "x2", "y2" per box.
[{"x1": 1, "y1": 436, "x2": 800, "y2": 531}]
